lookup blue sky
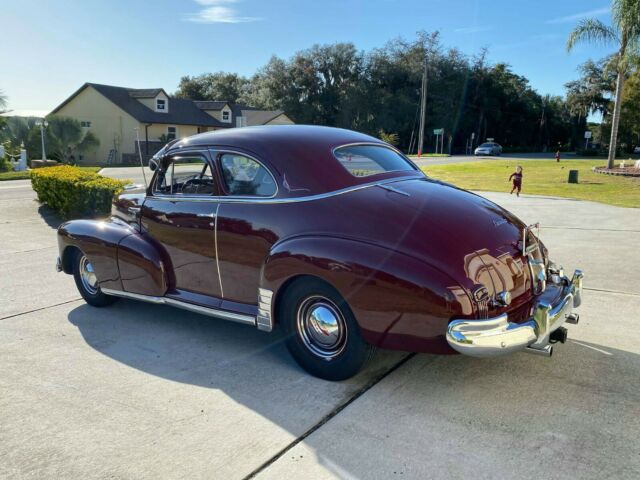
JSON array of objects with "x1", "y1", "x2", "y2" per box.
[{"x1": 2, "y1": 0, "x2": 614, "y2": 111}]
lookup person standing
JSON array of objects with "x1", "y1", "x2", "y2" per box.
[
  {"x1": 556, "y1": 150, "x2": 561, "y2": 162},
  {"x1": 509, "y1": 166, "x2": 523, "y2": 197}
]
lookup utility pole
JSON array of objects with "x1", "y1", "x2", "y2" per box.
[
  {"x1": 416, "y1": 32, "x2": 439, "y2": 157},
  {"x1": 417, "y1": 53, "x2": 428, "y2": 156},
  {"x1": 36, "y1": 119, "x2": 48, "y2": 160}
]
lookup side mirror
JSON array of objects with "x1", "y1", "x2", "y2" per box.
[{"x1": 149, "y1": 157, "x2": 159, "y2": 172}]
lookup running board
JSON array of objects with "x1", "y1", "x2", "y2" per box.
[{"x1": 101, "y1": 288, "x2": 257, "y2": 326}]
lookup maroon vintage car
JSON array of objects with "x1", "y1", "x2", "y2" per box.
[{"x1": 56, "y1": 125, "x2": 583, "y2": 380}]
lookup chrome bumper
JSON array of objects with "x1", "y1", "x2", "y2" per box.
[{"x1": 446, "y1": 269, "x2": 583, "y2": 357}]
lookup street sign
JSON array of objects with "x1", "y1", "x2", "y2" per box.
[
  {"x1": 433, "y1": 128, "x2": 444, "y2": 135},
  {"x1": 584, "y1": 131, "x2": 592, "y2": 139}
]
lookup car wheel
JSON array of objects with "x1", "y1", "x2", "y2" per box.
[
  {"x1": 280, "y1": 278, "x2": 375, "y2": 381},
  {"x1": 72, "y1": 251, "x2": 118, "y2": 307}
]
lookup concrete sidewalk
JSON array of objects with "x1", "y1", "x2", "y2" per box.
[{"x1": 1, "y1": 181, "x2": 639, "y2": 480}]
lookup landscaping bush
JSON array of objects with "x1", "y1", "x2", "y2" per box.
[{"x1": 30, "y1": 165, "x2": 126, "y2": 218}]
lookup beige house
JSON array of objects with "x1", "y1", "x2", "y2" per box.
[{"x1": 51, "y1": 83, "x2": 294, "y2": 165}]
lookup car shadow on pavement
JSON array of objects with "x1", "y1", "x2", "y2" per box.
[{"x1": 67, "y1": 299, "x2": 405, "y2": 435}]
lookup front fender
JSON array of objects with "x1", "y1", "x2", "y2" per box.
[
  {"x1": 58, "y1": 218, "x2": 133, "y2": 291},
  {"x1": 58, "y1": 217, "x2": 168, "y2": 296},
  {"x1": 262, "y1": 236, "x2": 471, "y2": 353}
]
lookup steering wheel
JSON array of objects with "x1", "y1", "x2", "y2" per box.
[{"x1": 181, "y1": 175, "x2": 203, "y2": 194}]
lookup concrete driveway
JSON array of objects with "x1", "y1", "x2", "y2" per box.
[{"x1": 1, "y1": 179, "x2": 639, "y2": 479}]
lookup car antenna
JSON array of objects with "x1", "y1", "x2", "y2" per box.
[{"x1": 134, "y1": 128, "x2": 148, "y2": 189}]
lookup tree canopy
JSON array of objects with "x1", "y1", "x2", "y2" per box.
[{"x1": 177, "y1": 34, "x2": 598, "y2": 153}]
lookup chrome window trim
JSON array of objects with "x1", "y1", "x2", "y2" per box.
[
  {"x1": 211, "y1": 148, "x2": 279, "y2": 199},
  {"x1": 332, "y1": 142, "x2": 420, "y2": 177},
  {"x1": 152, "y1": 151, "x2": 217, "y2": 197},
  {"x1": 146, "y1": 175, "x2": 423, "y2": 204}
]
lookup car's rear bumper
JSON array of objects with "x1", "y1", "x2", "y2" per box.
[{"x1": 446, "y1": 268, "x2": 583, "y2": 357}]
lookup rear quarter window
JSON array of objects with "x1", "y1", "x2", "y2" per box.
[{"x1": 334, "y1": 145, "x2": 416, "y2": 177}]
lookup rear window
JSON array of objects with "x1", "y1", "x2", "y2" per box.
[{"x1": 334, "y1": 145, "x2": 416, "y2": 177}]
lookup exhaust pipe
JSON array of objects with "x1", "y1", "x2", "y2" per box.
[
  {"x1": 565, "y1": 313, "x2": 579, "y2": 325},
  {"x1": 525, "y1": 344, "x2": 553, "y2": 357}
]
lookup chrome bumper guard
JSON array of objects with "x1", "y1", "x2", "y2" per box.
[{"x1": 446, "y1": 269, "x2": 583, "y2": 357}]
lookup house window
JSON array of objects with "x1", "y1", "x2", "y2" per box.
[
  {"x1": 80, "y1": 121, "x2": 91, "y2": 128},
  {"x1": 167, "y1": 126, "x2": 177, "y2": 140},
  {"x1": 222, "y1": 110, "x2": 230, "y2": 121},
  {"x1": 157, "y1": 99, "x2": 166, "y2": 111}
]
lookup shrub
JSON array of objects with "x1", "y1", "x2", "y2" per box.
[{"x1": 30, "y1": 165, "x2": 126, "y2": 218}]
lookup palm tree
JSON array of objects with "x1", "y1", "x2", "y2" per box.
[
  {"x1": 28, "y1": 116, "x2": 99, "y2": 163},
  {"x1": 567, "y1": 0, "x2": 640, "y2": 168},
  {"x1": 0, "y1": 90, "x2": 8, "y2": 112}
]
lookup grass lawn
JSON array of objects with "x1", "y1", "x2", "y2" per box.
[
  {"x1": 0, "y1": 166, "x2": 103, "y2": 181},
  {"x1": 422, "y1": 159, "x2": 640, "y2": 208},
  {"x1": 0, "y1": 171, "x2": 30, "y2": 181}
]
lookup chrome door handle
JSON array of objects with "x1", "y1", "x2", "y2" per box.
[{"x1": 128, "y1": 206, "x2": 141, "y2": 214}]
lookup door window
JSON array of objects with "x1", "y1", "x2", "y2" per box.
[
  {"x1": 219, "y1": 153, "x2": 277, "y2": 197},
  {"x1": 154, "y1": 154, "x2": 217, "y2": 195}
]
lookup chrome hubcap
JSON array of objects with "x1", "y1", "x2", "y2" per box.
[
  {"x1": 79, "y1": 255, "x2": 98, "y2": 295},
  {"x1": 296, "y1": 296, "x2": 347, "y2": 360}
]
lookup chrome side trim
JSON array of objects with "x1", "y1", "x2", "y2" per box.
[
  {"x1": 214, "y1": 203, "x2": 224, "y2": 298},
  {"x1": 146, "y1": 176, "x2": 423, "y2": 205},
  {"x1": 378, "y1": 184, "x2": 411, "y2": 196},
  {"x1": 257, "y1": 288, "x2": 274, "y2": 332},
  {"x1": 101, "y1": 288, "x2": 256, "y2": 326}
]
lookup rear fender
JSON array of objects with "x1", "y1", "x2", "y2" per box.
[{"x1": 262, "y1": 236, "x2": 468, "y2": 352}]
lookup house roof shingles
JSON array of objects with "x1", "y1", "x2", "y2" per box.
[
  {"x1": 89, "y1": 84, "x2": 227, "y2": 127},
  {"x1": 194, "y1": 100, "x2": 230, "y2": 110}
]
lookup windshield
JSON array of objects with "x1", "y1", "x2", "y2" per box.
[
  {"x1": 479, "y1": 143, "x2": 494, "y2": 148},
  {"x1": 334, "y1": 145, "x2": 416, "y2": 177}
]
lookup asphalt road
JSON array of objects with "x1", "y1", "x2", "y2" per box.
[{"x1": 1, "y1": 178, "x2": 639, "y2": 479}]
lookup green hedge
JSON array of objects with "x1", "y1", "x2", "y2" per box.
[{"x1": 31, "y1": 165, "x2": 126, "y2": 218}]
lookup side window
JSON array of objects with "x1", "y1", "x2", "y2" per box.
[
  {"x1": 219, "y1": 153, "x2": 277, "y2": 197},
  {"x1": 153, "y1": 155, "x2": 216, "y2": 196}
]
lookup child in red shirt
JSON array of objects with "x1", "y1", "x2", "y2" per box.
[{"x1": 509, "y1": 166, "x2": 523, "y2": 197}]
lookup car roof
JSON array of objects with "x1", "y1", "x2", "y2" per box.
[{"x1": 167, "y1": 125, "x2": 421, "y2": 196}]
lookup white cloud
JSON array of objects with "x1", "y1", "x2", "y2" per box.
[
  {"x1": 545, "y1": 7, "x2": 610, "y2": 25},
  {"x1": 185, "y1": 0, "x2": 260, "y2": 24},
  {"x1": 454, "y1": 26, "x2": 493, "y2": 34}
]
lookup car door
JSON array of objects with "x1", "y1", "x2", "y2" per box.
[
  {"x1": 213, "y1": 150, "x2": 279, "y2": 306},
  {"x1": 140, "y1": 151, "x2": 223, "y2": 302}
]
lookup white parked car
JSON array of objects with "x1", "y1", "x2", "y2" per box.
[{"x1": 474, "y1": 142, "x2": 502, "y2": 156}]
